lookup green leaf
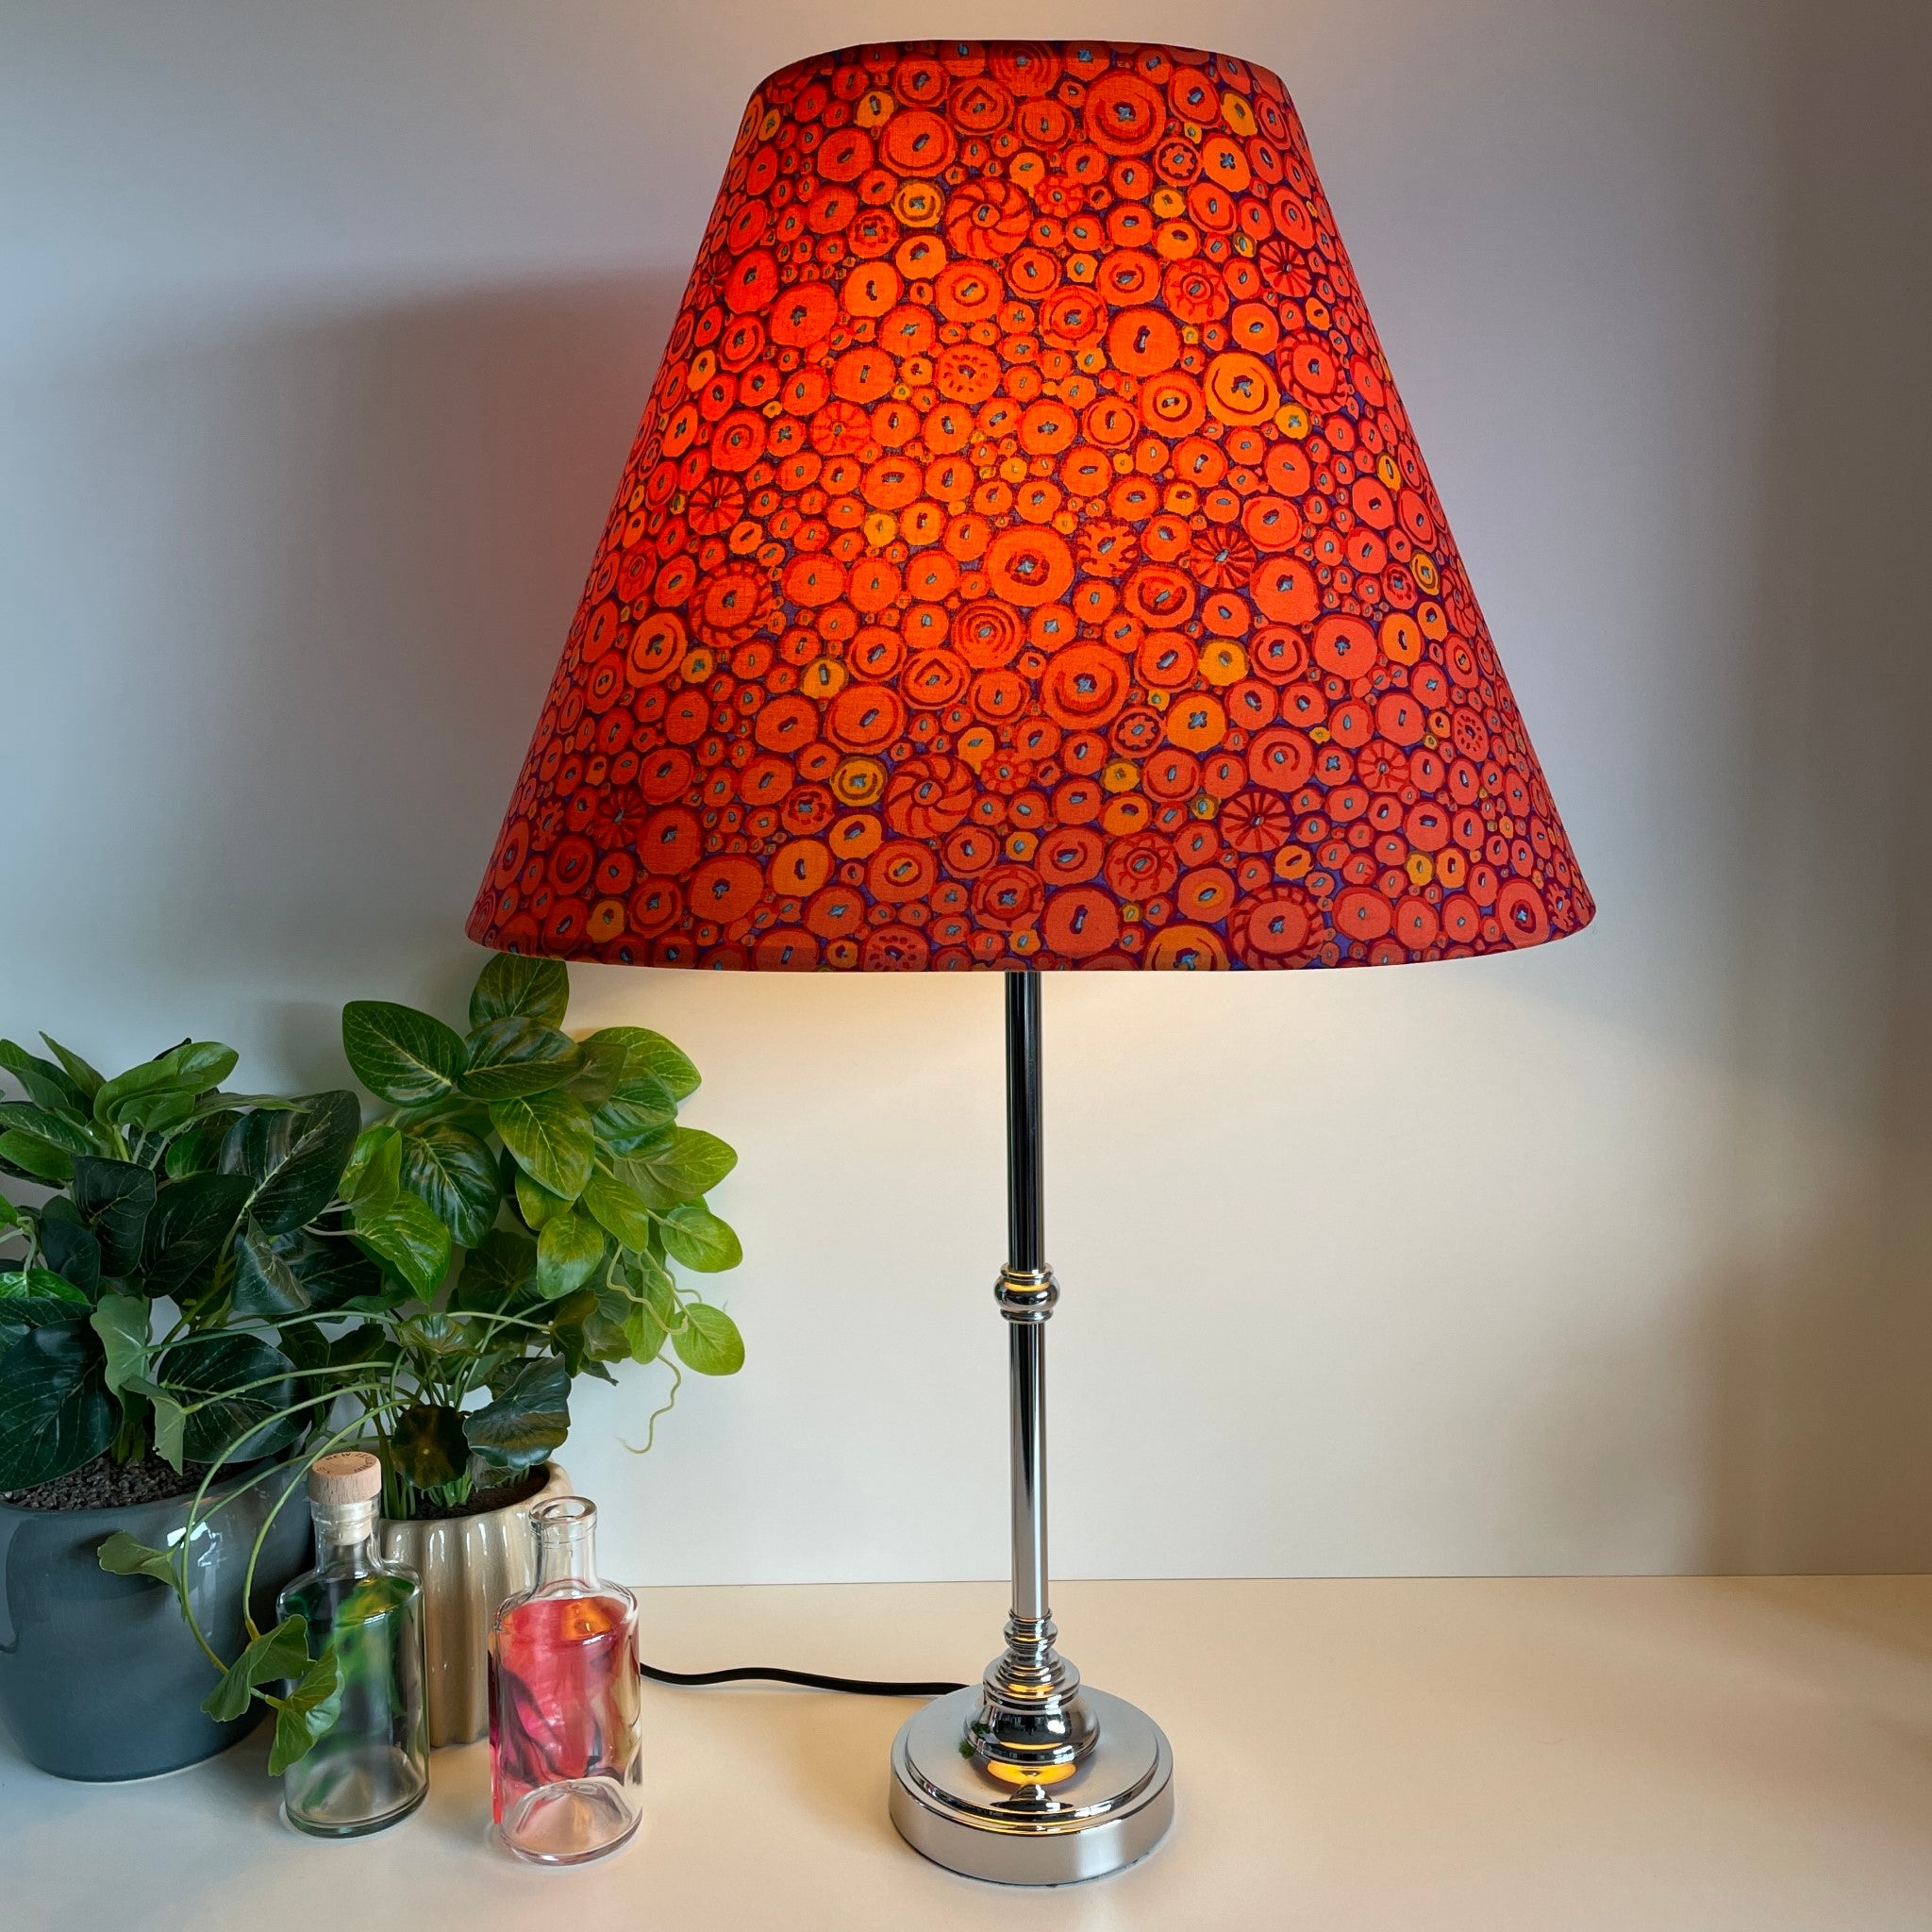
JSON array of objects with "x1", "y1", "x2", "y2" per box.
[
  {"x1": 162, "y1": 1114, "x2": 234, "y2": 1178},
  {"x1": 0, "y1": 1040, "x2": 87, "y2": 1115},
  {"x1": 397, "y1": 1310, "x2": 476, "y2": 1359},
  {"x1": 564, "y1": 1034, "x2": 629, "y2": 1108},
  {"x1": 458, "y1": 1017, "x2": 583, "y2": 1102},
  {"x1": 514, "y1": 1166, "x2": 572, "y2": 1228},
  {"x1": 140, "y1": 1378, "x2": 187, "y2": 1469},
  {"x1": 157, "y1": 1333, "x2": 300, "y2": 1464},
  {"x1": 391, "y1": 1403, "x2": 470, "y2": 1489},
  {"x1": 463, "y1": 1354, "x2": 570, "y2": 1469},
  {"x1": 276, "y1": 1319, "x2": 331, "y2": 1375},
  {"x1": 537, "y1": 1209, "x2": 605, "y2": 1299},
  {"x1": 39, "y1": 1215, "x2": 102, "y2": 1298},
  {"x1": 341, "y1": 1002, "x2": 466, "y2": 1108},
  {"x1": 0, "y1": 1272, "x2": 91, "y2": 1311},
  {"x1": 491, "y1": 1092, "x2": 595, "y2": 1201},
  {"x1": 591, "y1": 1026, "x2": 701, "y2": 1103},
  {"x1": 220, "y1": 1091, "x2": 360, "y2": 1237},
  {"x1": 70, "y1": 1156, "x2": 157, "y2": 1275},
  {"x1": 90, "y1": 1291, "x2": 150, "y2": 1394},
  {"x1": 189, "y1": 1091, "x2": 309, "y2": 1122},
  {"x1": 627, "y1": 1127, "x2": 737, "y2": 1208},
  {"x1": 673, "y1": 1302, "x2": 745, "y2": 1376},
  {"x1": 231, "y1": 1217, "x2": 308, "y2": 1319},
  {"x1": 202, "y1": 1614, "x2": 309, "y2": 1723},
  {"x1": 97, "y1": 1531, "x2": 178, "y2": 1584},
  {"x1": 0, "y1": 1195, "x2": 20, "y2": 1232},
  {"x1": 267, "y1": 1650, "x2": 342, "y2": 1775},
  {"x1": 277, "y1": 1228, "x2": 385, "y2": 1312},
  {"x1": 0, "y1": 1319, "x2": 114, "y2": 1488},
  {"x1": 142, "y1": 1173, "x2": 253, "y2": 1300},
  {"x1": 550, "y1": 1284, "x2": 632, "y2": 1375},
  {"x1": 624, "y1": 1246, "x2": 676, "y2": 1323},
  {"x1": 581, "y1": 1171, "x2": 657, "y2": 1253},
  {"x1": 0, "y1": 1102, "x2": 100, "y2": 1162},
  {"x1": 0, "y1": 1130, "x2": 74, "y2": 1183},
  {"x1": 350, "y1": 1191, "x2": 452, "y2": 1300},
  {"x1": 2, "y1": 1073, "x2": 85, "y2": 1123},
  {"x1": 120, "y1": 1090, "x2": 200, "y2": 1139},
  {"x1": 547, "y1": 1297, "x2": 611, "y2": 1381},
  {"x1": 391, "y1": 1093, "x2": 494, "y2": 1138},
  {"x1": 470, "y1": 954, "x2": 570, "y2": 1030},
  {"x1": 591, "y1": 1091, "x2": 678, "y2": 1153},
  {"x1": 400, "y1": 1121, "x2": 501, "y2": 1247},
  {"x1": 321, "y1": 1337, "x2": 390, "y2": 1395},
  {"x1": 94, "y1": 1041, "x2": 239, "y2": 1126},
  {"x1": 659, "y1": 1203, "x2": 742, "y2": 1273},
  {"x1": 340, "y1": 1123, "x2": 402, "y2": 1212},
  {"x1": 448, "y1": 1227, "x2": 539, "y2": 1311},
  {"x1": 40, "y1": 1034, "x2": 105, "y2": 1101},
  {"x1": 162, "y1": 1042, "x2": 243, "y2": 1090},
  {"x1": 623, "y1": 1297, "x2": 670, "y2": 1366}
]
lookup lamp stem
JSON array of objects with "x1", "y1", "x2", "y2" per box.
[
  {"x1": 969, "y1": 971, "x2": 1097, "y2": 1778},
  {"x1": 1005, "y1": 970, "x2": 1047, "y2": 1624},
  {"x1": 888, "y1": 972, "x2": 1174, "y2": 1875},
  {"x1": 1006, "y1": 969, "x2": 1044, "y2": 1272}
]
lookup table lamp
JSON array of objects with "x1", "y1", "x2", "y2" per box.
[{"x1": 467, "y1": 39, "x2": 1592, "y2": 1884}]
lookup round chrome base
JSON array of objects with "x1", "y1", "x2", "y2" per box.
[{"x1": 890, "y1": 1686, "x2": 1174, "y2": 1886}]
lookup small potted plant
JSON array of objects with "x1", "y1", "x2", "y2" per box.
[
  {"x1": 0, "y1": 1034, "x2": 356, "y2": 1779},
  {"x1": 109, "y1": 955, "x2": 747, "y2": 1755},
  {"x1": 336, "y1": 953, "x2": 745, "y2": 1741}
]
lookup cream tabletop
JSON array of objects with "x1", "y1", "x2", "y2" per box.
[{"x1": 4, "y1": 1575, "x2": 1928, "y2": 1930}]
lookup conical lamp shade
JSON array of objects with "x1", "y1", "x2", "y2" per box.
[{"x1": 469, "y1": 40, "x2": 1592, "y2": 972}]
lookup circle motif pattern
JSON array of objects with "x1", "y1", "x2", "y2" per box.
[{"x1": 469, "y1": 40, "x2": 1594, "y2": 972}]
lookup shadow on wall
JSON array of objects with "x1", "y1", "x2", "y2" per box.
[
  {"x1": 1702, "y1": 0, "x2": 1932, "y2": 1573},
  {"x1": 10, "y1": 273, "x2": 684, "y2": 1078}
]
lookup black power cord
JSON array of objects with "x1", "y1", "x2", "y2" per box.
[{"x1": 641, "y1": 1660, "x2": 965, "y2": 1698}]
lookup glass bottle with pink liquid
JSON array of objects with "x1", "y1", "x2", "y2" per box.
[{"x1": 490, "y1": 1495, "x2": 641, "y2": 1862}]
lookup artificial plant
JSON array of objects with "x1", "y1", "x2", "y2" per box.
[
  {"x1": 333, "y1": 951, "x2": 744, "y2": 1515},
  {"x1": 87, "y1": 954, "x2": 745, "y2": 1770},
  {"x1": 0, "y1": 1032, "x2": 360, "y2": 1491}
]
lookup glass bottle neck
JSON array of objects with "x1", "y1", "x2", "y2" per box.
[
  {"x1": 535, "y1": 1517, "x2": 596, "y2": 1591},
  {"x1": 311, "y1": 1498, "x2": 380, "y2": 1567}
]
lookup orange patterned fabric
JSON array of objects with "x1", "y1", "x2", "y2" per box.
[{"x1": 469, "y1": 41, "x2": 1592, "y2": 971}]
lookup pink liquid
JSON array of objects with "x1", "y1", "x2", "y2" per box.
[{"x1": 490, "y1": 1594, "x2": 639, "y2": 1824}]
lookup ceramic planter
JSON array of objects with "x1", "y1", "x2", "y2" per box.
[
  {"x1": 0, "y1": 1463, "x2": 311, "y2": 1781},
  {"x1": 379, "y1": 1462, "x2": 571, "y2": 1746}
]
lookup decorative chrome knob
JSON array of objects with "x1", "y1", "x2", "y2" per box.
[{"x1": 993, "y1": 1266, "x2": 1058, "y2": 1323}]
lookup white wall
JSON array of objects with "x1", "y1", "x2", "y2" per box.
[{"x1": 5, "y1": 0, "x2": 1928, "y2": 1584}]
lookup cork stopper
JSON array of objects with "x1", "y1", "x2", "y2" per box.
[{"x1": 308, "y1": 1451, "x2": 383, "y2": 1506}]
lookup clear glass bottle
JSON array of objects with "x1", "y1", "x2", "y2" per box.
[
  {"x1": 275, "y1": 1449, "x2": 429, "y2": 1837},
  {"x1": 490, "y1": 1495, "x2": 641, "y2": 1863}
]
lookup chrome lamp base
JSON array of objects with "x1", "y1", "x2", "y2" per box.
[
  {"x1": 887, "y1": 974, "x2": 1175, "y2": 1884},
  {"x1": 890, "y1": 1686, "x2": 1174, "y2": 1885}
]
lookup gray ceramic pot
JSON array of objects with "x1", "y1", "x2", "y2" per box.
[
  {"x1": 380, "y1": 1461, "x2": 571, "y2": 1746},
  {"x1": 0, "y1": 1464, "x2": 311, "y2": 1781}
]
